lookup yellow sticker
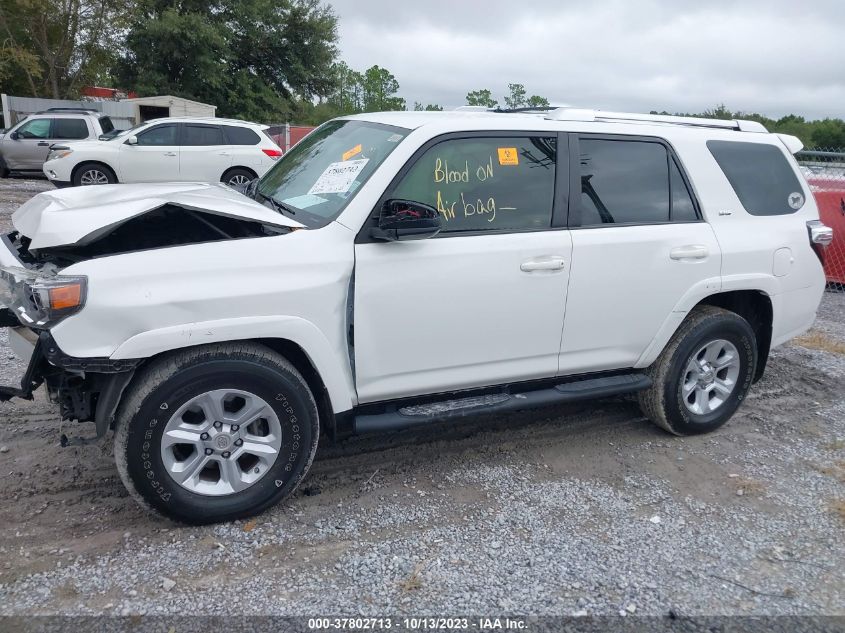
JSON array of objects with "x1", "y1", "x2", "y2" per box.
[
  {"x1": 497, "y1": 147, "x2": 519, "y2": 165},
  {"x1": 342, "y1": 144, "x2": 362, "y2": 161}
]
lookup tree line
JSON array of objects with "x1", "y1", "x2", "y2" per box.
[{"x1": 0, "y1": 0, "x2": 842, "y2": 148}]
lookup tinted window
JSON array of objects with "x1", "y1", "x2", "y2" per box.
[
  {"x1": 707, "y1": 140, "x2": 805, "y2": 215},
  {"x1": 223, "y1": 125, "x2": 260, "y2": 145},
  {"x1": 53, "y1": 118, "x2": 89, "y2": 139},
  {"x1": 135, "y1": 124, "x2": 177, "y2": 146},
  {"x1": 578, "y1": 139, "x2": 698, "y2": 226},
  {"x1": 392, "y1": 137, "x2": 556, "y2": 233},
  {"x1": 670, "y1": 158, "x2": 697, "y2": 221},
  {"x1": 98, "y1": 116, "x2": 114, "y2": 134},
  {"x1": 16, "y1": 118, "x2": 51, "y2": 139},
  {"x1": 183, "y1": 124, "x2": 224, "y2": 146}
]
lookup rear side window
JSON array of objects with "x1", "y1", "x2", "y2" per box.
[
  {"x1": 578, "y1": 138, "x2": 698, "y2": 226},
  {"x1": 222, "y1": 125, "x2": 260, "y2": 145},
  {"x1": 183, "y1": 124, "x2": 224, "y2": 146},
  {"x1": 707, "y1": 140, "x2": 805, "y2": 215},
  {"x1": 53, "y1": 118, "x2": 89, "y2": 139},
  {"x1": 391, "y1": 136, "x2": 557, "y2": 233}
]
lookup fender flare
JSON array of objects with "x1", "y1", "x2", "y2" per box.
[{"x1": 110, "y1": 315, "x2": 355, "y2": 412}]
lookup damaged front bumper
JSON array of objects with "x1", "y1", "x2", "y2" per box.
[{"x1": 0, "y1": 306, "x2": 142, "y2": 437}]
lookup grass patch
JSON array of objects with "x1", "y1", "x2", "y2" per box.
[
  {"x1": 813, "y1": 460, "x2": 845, "y2": 483},
  {"x1": 732, "y1": 477, "x2": 766, "y2": 497},
  {"x1": 831, "y1": 500, "x2": 845, "y2": 522},
  {"x1": 794, "y1": 331, "x2": 845, "y2": 355}
]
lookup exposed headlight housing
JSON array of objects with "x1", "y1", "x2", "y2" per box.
[
  {"x1": 47, "y1": 147, "x2": 73, "y2": 161},
  {"x1": 0, "y1": 265, "x2": 87, "y2": 328}
]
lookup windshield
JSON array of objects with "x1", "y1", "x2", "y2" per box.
[{"x1": 256, "y1": 120, "x2": 409, "y2": 227}]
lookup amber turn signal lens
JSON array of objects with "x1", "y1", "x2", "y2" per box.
[{"x1": 48, "y1": 284, "x2": 82, "y2": 310}]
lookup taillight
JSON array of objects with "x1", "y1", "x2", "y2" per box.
[
  {"x1": 807, "y1": 220, "x2": 833, "y2": 264},
  {"x1": 262, "y1": 148, "x2": 283, "y2": 160}
]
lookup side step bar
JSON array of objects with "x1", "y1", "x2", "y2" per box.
[{"x1": 354, "y1": 373, "x2": 651, "y2": 434}]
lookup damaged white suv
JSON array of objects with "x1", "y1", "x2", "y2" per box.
[{"x1": 0, "y1": 109, "x2": 832, "y2": 524}]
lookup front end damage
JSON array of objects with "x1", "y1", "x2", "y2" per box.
[{"x1": 0, "y1": 182, "x2": 302, "y2": 439}]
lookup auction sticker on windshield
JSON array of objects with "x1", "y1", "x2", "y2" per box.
[{"x1": 308, "y1": 159, "x2": 369, "y2": 195}]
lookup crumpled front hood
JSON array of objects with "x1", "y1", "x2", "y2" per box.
[{"x1": 13, "y1": 182, "x2": 303, "y2": 250}]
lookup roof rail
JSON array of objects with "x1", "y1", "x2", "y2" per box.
[
  {"x1": 35, "y1": 107, "x2": 100, "y2": 115},
  {"x1": 545, "y1": 108, "x2": 768, "y2": 133}
]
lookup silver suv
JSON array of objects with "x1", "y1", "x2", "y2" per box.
[{"x1": 0, "y1": 108, "x2": 116, "y2": 177}]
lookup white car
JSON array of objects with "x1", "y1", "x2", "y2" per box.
[
  {"x1": 1, "y1": 108, "x2": 832, "y2": 524},
  {"x1": 42, "y1": 117, "x2": 282, "y2": 187}
]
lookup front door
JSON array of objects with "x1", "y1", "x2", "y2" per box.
[
  {"x1": 118, "y1": 122, "x2": 179, "y2": 182},
  {"x1": 559, "y1": 135, "x2": 722, "y2": 374},
  {"x1": 4, "y1": 117, "x2": 53, "y2": 170},
  {"x1": 354, "y1": 134, "x2": 571, "y2": 403}
]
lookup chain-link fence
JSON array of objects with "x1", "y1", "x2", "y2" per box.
[{"x1": 797, "y1": 149, "x2": 845, "y2": 291}]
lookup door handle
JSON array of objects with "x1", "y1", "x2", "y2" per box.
[
  {"x1": 670, "y1": 245, "x2": 709, "y2": 260},
  {"x1": 37, "y1": 141, "x2": 50, "y2": 146},
  {"x1": 520, "y1": 256, "x2": 566, "y2": 272},
  {"x1": 218, "y1": 151, "x2": 231, "y2": 156},
  {"x1": 164, "y1": 152, "x2": 177, "y2": 157}
]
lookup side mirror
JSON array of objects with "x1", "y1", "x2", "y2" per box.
[
  {"x1": 125, "y1": 135, "x2": 138, "y2": 145},
  {"x1": 9, "y1": 131, "x2": 19, "y2": 140},
  {"x1": 370, "y1": 199, "x2": 442, "y2": 242}
]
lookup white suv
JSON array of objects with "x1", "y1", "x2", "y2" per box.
[
  {"x1": 41, "y1": 117, "x2": 282, "y2": 187},
  {"x1": 0, "y1": 108, "x2": 832, "y2": 524}
]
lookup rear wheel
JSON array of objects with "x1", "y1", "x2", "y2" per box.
[
  {"x1": 0, "y1": 157, "x2": 9, "y2": 178},
  {"x1": 638, "y1": 306, "x2": 757, "y2": 435},
  {"x1": 114, "y1": 343, "x2": 319, "y2": 524},
  {"x1": 73, "y1": 162, "x2": 117, "y2": 186},
  {"x1": 222, "y1": 167, "x2": 255, "y2": 188}
]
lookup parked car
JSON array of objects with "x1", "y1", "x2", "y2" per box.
[
  {"x1": 42, "y1": 117, "x2": 283, "y2": 187},
  {"x1": 0, "y1": 108, "x2": 832, "y2": 524},
  {"x1": 0, "y1": 108, "x2": 117, "y2": 177},
  {"x1": 803, "y1": 166, "x2": 845, "y2": 286}
]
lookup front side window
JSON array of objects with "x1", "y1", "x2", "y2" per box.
[
  {"x1": 392, "y1": 136, "x2": 556, "y2": 233},
  {"x1": 183, "y1": 124, "x2": 224, "y2": 146},
  {"x1": 53, "y1": 118, "x2": 89, "y2": 140},
  {"x1": 135, "y1": 124, "x2": 177, "y2": 146},
  {"x1": 16, "y1": 118, "x2": 51, "y2": 139},
  {"x1": 257, "y1": 119, "x2": 409, "y2": 228},
  {"x1": 708, "y1": 140, "x2": 805, "y2": 216},
  {"x1": 578, "y1": 138, "x2": 697, "y2": 226}
]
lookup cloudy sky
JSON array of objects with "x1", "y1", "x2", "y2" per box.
[{"x1": 328, "y1": 0, "x2": 845, "y2": 120}]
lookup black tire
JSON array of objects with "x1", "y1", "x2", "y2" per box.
[
  {"x1": 638, "y1": 305, "x2": 757, "y2": 436},
  {"x1": 72, "y1": 162, "x2": 117, "y2": 186},
  {"x1": 222, "y1": 167, "x2": 255, "y2": 188},
  {"x1": 0, "y1": 157, "x2": 9, "y2": 178},
  {"x1": 114, "y1": 343, "x2": 319, "y2": 524}
]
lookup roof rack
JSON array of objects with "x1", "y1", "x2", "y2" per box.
[
  {"x1": 35, "y1": 107, "x2": 100, "y2": 115},
  {"x1": 544, "y1": 108, "x2": 767, "y2": 133}
]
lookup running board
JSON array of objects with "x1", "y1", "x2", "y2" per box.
[{"x1": 353, "y1": 373, "x2": 651, "y2": 434}]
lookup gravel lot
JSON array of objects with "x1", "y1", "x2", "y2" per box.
[{"x1": 0, "y1": 176, "x2": 842, "y2": 617}]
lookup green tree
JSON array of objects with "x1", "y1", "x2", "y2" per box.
[
  {"x1": 0, "y1": 0, "x2": 130, "y2": 98},
  {"x1": 504, "y1": 83, "x2": 526, "y2": 109},
  {"x1": 809, "y1": 119, "x2": 845, "y2": 149},
  {"x1": 465, "y1": 88, "x2": 497, "y2": 108},
  {"x1": 413, "y1": 102, "x2": 443, "y2": 111},
  {"x1": 120, "y1": 0, "x2": 339, "y2": 121},
  {"x1": 526, "y1": 95, "x2": 550, "y2": 108},
  {"x1": 361, "y1": 65, "x2": 404, "y2": 112}
]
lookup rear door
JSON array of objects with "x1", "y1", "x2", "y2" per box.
[
  {"x1": 4, "y1": 117, "x2": 53, "y2": 169},
  {"x1": 179, "y1": 123, "x2": 232, "y2": 182},
  {"x1": 559, "y1": 134, "x2": 721, "y2": 374},
  {"x1": 118, "y1": 122, "x2": 179, "y2": 182},
  {"x1": 354, "y1": 133, "x2": 572, "y2": 403}
]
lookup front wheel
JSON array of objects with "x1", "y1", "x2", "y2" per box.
[
  {"x1": 114, "y1": 343, "x2": 319, "y2": 524},
  {"x1": 638, "y1": 306, "x2": 757, "y2": 436},
  {"x1": 73, "y1": 162, "x2": 117, "y2": 186}
]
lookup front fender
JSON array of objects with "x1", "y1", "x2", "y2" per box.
[{"x1": 110, "y1": 315, "x2": 355, "y2": 412}]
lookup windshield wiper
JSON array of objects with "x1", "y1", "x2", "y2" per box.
[{"x1": 257, "y1": 191, "x2": 297, "y2": 217}]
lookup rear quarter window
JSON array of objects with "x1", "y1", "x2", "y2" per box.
[
  {"x1": 707, "y1": 140, "x2": 805, "y2": 216},
  {"x1": 223, "y1": 125, "x2": 260, "y2": 145}
]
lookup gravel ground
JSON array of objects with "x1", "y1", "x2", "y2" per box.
[{"x1": 0, "y1": 177, "x2": 842, "y2": 617}]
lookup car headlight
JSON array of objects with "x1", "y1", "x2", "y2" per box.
[
  {"x1": 0, "y1": 265, "x2": 87, "y2": 328},
  {"x1": 47, "y1": 147, "x2": 73, "y2": 161}
]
